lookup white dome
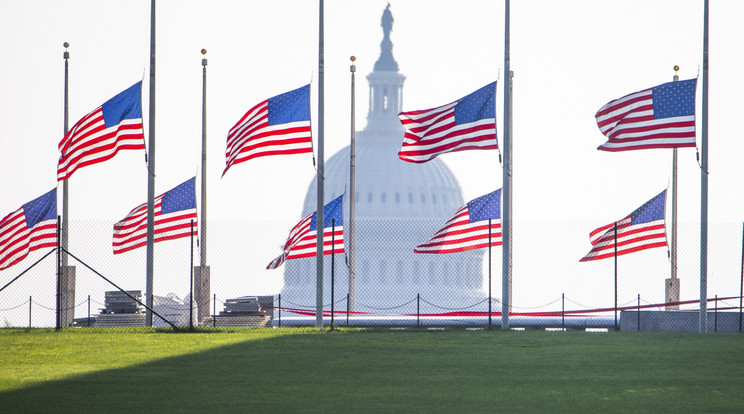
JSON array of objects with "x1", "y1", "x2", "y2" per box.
[{"x1": 280, "y1": 6, "x2": 485, "y2": 311}]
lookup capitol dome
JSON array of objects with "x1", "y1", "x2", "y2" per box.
[{"x1": 280, "y1": 5, "x2": 485, "y2": 311}]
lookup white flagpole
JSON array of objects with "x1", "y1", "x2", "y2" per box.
[
  {"x1": 667, "y1": 66, "x2": 680, "y2": 310},
  {"x1": 196, "y1": 48, "x2": 210, "y2": 324},
  {"x1": 316, "y1": 0, "x2": 325, "y2": 328},
  {"x1": 349, "y1": 55, "x2": 356, "y2": 312},
  {"x1": 200, "y1": 49, "x2": 208, "y2": 270},
  {"x1": 502, "y1": 0, "x2": 513, "y2": 330},
  {"x1": 62, "y1": 42, "x2": 69, "y2": 268},
  {"x1": 145, "y1": 0, "x2": 157, "y2": 326},
  {"x1": 699, "y1": 0, "x2": 709, "y2": 333}
]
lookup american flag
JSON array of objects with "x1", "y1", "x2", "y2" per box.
[
  {"x1": 267, "y1": 195, "x2": 344, "y2": 269},
  {"x1": 580, "y1": 190, "x2": 667, "y2": 262},
  {"x1": 223, "y1": 84, "x2": 313, "y2": 176},
  {"x1": 595, "y1": 79, "x2": 697, "y2": 151},
  {"x1": 0, "y1": 189, "x2": 57, "y2": 270},
  {"x1": 57, "y1": 82, "x2": 145, "y2": 181},
  {"x1": 415, "y1": 189, "x2": 502, "y2": 254},
  {"x1": 398, "y1": 82, "x2": 498, "y2": 163},
  {"x1": 113, "y1": 177, "x2": 197, "y2": 254}
]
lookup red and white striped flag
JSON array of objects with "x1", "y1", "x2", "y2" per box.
[
  {"x1": 595, "y1": 79, "x2": 696, "y2": 151},
  {"x1": 57, "y1": 82, "x2": 145, "y2": 181},
  {"x1": 0, "y1": 189, "x2": 57, "y2": 270},
  {"x1": 415, "y1": 189, "x2": 501, "y2": 254},
  {"x1": 398, "y1": 82, "x2": 497, "y2": 163},
  {"x1": 580, "y1": 190, "x2": 667, "y2": 262},
  {"x1": 113, "y1": 178, "x2": 197, "y2": 254},
  {"x1": 224, "y1": 84, "x2": 313, "y2": 176},
  {"x1": 267, "y1": 195, "x2": 344, "y2": 269}
]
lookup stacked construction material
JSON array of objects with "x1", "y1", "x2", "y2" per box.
[
  {"x1": 210, "y1": 296, "x2": 272, "y2": 327},
  {"x1": 96, "y1": 290, "x2": 146, "y2": 327}
]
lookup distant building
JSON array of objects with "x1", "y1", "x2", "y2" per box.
[{"x1": 280, "y1": 5, "x2": 486, "y2": 311}]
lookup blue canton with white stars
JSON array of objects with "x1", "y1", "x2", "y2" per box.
[
  {"x1": 630, "y1": 190, "x2": 666, "y2": 225},
  {"x1": 101, "y1": 81, "x2": 143, "y2": 127},
  {"x1": 310, "y1": 195, "x2": 344, "y2": 231},
  {"x1": 454, "y1": 82, "x2": 496, "y2": 125},
  {"x1": 161, "y1": 177, "x2": 196, "y2": 214},
  {"x1": 652, "y1": 78, "x2": 696, "y2": 119},
  {"x1": 22, "y1": 189, "x2": 56, "y2": 228},
  {"x1": 267, "y1": 84, "x2": 311, "y2": 126},
  {"x1": 467, "y1": 189, "x2": 501, "y2": 223}
]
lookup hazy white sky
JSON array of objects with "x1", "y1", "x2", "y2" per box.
[{"x1": 1, "y1": 0, "x2": 743, "y2": 317}]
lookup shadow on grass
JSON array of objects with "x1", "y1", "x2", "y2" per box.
[{"x1": 2, "y1": 329, "x2": 744, "y2": 414}]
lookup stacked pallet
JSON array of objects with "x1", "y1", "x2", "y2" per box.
[
  {"x1": 93, "y1": 290, "x2": 145, "y2": 327},
  {"x1": 209, "y1": 296, "x2": 271, "y2": 327},
  {"x1": 96, "y1": 313, "x2": 146, "y2": 327},
  {"x1": 101, "y1": 290, "x2": 144, "y2": 314}
]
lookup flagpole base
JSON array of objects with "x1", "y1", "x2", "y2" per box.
[
  {"x1": 60, "y1": 266, "x2": 76, "y2": 327},
  {"x1": 665, "y1": 277, "x2": 680, "y2": 310},
  {"x1": 193, "y1": 266, "x2": 211, "y2": 324}
]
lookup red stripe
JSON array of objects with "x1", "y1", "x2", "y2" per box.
[
  {"x1": 599, "y1": 142, "x2": 696, "y2": 152},
  {"x1": 596, "y1": 102, "x2": 653, "y2": 129}
]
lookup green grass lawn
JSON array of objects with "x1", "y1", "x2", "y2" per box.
[{"x1": 0, "y1": 328, "x2": 742, "y2": 413}]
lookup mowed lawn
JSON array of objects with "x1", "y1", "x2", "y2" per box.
[{"x1": 0, "y1": 328, "x2": 742, "y2": 413}]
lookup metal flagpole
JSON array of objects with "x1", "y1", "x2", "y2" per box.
[
  {"x1": 145, "y1": 0, "x2": 157, "y2": 326},
  {"x1": 349, "y1": 55, "x2": 356, "y2": 312},
  {"x1": 195, "y1": 48, "x2": 211, "y2": 324},
  {"x1": 700, "y1": 0, "x2": 709, "y2": 333},
  {"x1": 316, "y1": 0, "x2": 325, "y2": 328},
  {"x1": 668, "y1": 66, "x2": 680, "y2": 310},
  {"x1": 200, "y1": 49, "x2": 208, "y2": 269},
  {"x1": 502, "y1": 0, "x2": 513, "y2": 330},
  {"x1": 488, "y1": 219, "x2": 492, "y2": 329},
  {"x1": 189, "y1": 220, "x2": 194, "y2": 332},
  {"x1": 614, "y1": 222, "x2": 618, "y2": 331},
  {"x1": 331, "y1": 219, "x2": 335, "y2": 330},
  {"x1": 739, "y1": 222, "x2": 743, "y2": 333},
  {"x1": 62, "y1": 42, "x2": 69, "y2": 268},
  {"x1": 56, "y1": 216, "x2": 61, "y2": 331}
]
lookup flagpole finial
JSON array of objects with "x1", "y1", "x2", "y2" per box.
[
  {"x1": 201, "y1": 49, "x2": 207, "y2": 67},
  {"x1": 350, "y1": 56, "x2": 356, "y2": 73},
  {"x1": 674, "y1": 65, "x2": 679, "y2": 73},
  {"x1": 63, "y1": 42, "x2": 69, "y2": 60},
  {"x1": 201, "y1": 48, "x2": 207, "y2": 55},
  {"x1": 350, "y1": 56, "x2": 356, "y2": 62},
  {"x1": 63, "y1": 42, "x2": 69, "y2": 49}
]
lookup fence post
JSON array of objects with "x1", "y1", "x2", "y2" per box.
[
  {"x1": 278, "y1": 294, "x2": 282, "y2": 328},
  {"x1": 637, "y1": 294, "x2": 640, "y2": 332},
  {"x1": 714, "y1": 294, "x2": 718, "y2": 333},
  {"x1": 28, "y1": 296, "x2": 32, "y2": 329},
  {"x1": 561, "y1": 293, "x2": 565, "y2": 331},
  {"x1": 417, "y1": 293, "x2": 420, "y2": 328},
  {"x1": 346, "y1": 293, "x2": 350, "y2": 327},
  {"x1": 213, "y1": 293, "x2": 216, "y2": 328},
  {"x1": 189, "y1": 220, "x2": 194, "y2": 332},
  {"x1": 87, "y1": 295, "x2": 91, "y2": 327}
]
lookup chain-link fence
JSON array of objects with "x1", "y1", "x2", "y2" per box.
[{"x1": 1, "y1": 219, "x2": 742, "y2": 332}]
